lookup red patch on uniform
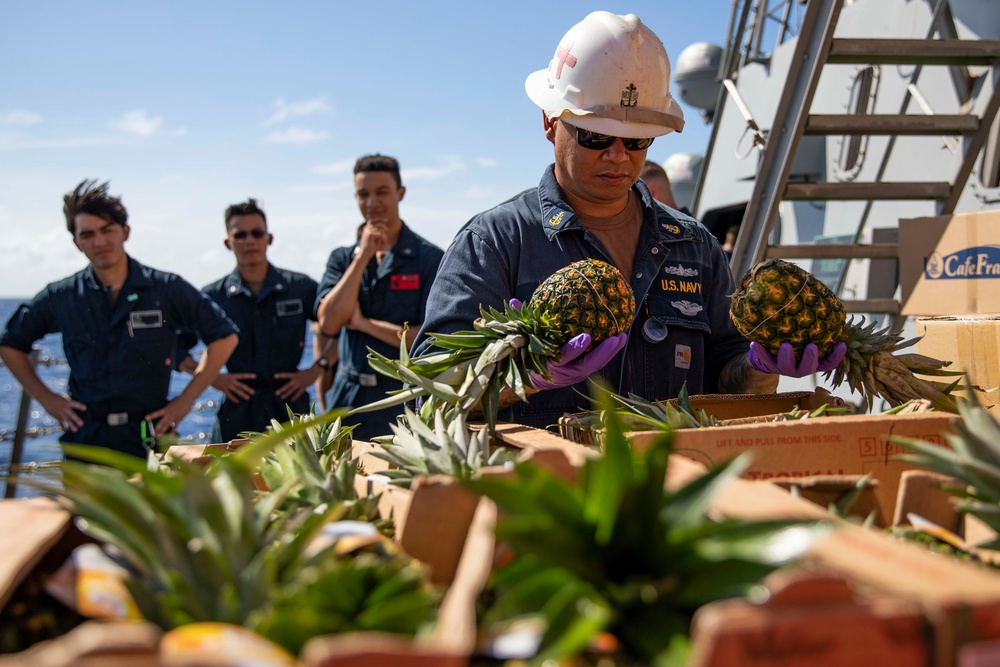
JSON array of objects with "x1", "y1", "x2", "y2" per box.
[{"x1": 391, "y1": 274, "x2": 420, "y2": 290}]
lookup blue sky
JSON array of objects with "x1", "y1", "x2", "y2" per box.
[{"x1": 1, "y1": 1, "x2": 732, "y2": 298}]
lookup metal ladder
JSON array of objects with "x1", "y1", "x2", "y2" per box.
[{"x1": 728, "y1": 0, "x2": 1000, "y2": 314}]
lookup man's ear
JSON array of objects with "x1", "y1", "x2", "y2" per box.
[
  {"x1": 224, "y1": 237, "x2": 233, "y2": 251},
  {"x1": 267, "y1": 233, "x2": 274, "y2": 246},
  {"x1": 396, "y1": 186, "x2": 406, "y2": 202},
  {"x1": 122, "y1": 224, "x2": 131, "y2": 242},
  {"x1": 543, "y1": 111, "x2": 558, "y2": 144}
]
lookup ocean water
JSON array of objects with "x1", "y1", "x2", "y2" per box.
[{"x1": 0, "y1": 297, "x2": 320, "y2": 493}]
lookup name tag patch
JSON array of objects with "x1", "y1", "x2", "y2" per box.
[
  {"x1": 129, "y1": 310, "x2": 163, "y2": 329},
  {"x1": 276, "y1": 299, "x2": 304, "y2": 317},
  {"x1": 391, "y1": 274, "x2": 420, "y2": 291},
  {"x1": 675, "y1": 344, "x2": 692, "y2": 369}
]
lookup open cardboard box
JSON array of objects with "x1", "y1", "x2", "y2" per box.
[
  {"x1": 537, "y1": 405, "x2": 957, "y2": 527},
  {"x1": 558, "y1": 389, "x2": 846, "y2": 447},
  {"x1": 0, "y1": 462, "x2": 492, "y2": 666}
]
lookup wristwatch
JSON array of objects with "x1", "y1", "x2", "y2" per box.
[{"x1": 315, "y1": 356, "x2": 332, "y2": 371}]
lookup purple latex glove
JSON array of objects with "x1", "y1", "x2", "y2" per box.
[
  {"x1": 507, "y1": 298, "x2": 627, "y2": 390},
  {"x1": 530, "y1": 332, "x2": 628, "y2": 390},
  {"x1": 747, "y1": 341, "x2": 847, "y2": 378}
]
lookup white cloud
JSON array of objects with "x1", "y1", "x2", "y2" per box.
[
  {"x1": 109, "y1": 109, "x2": 163, "y2": 137},
  {"x1": 312, "y1": 158, "x2": 354, "y2": 176},
  {"x1": 403, "y1": 155, "x2": 465, "y2": 182},
  {"x1": 457, "y1": 185, "x2": 494, "y2": 200},
  {"x1": 0, "y1": 110, "x2": 42, "y2": 126},
  {"x1": 285, "y1": 182, "x2": 349, "y2": 194},
  {"x1": 263, "y1": 96, "x2": 331, "y2": 126},
  {"x1": 263, "y1": 126, "x2": 330, "y2": 145},
  {"x1": 173, "y1": 127, "x2": 188, "y2": 137},
  {"x1": 0, "y1": 133, "x2": 108, "y2": 150},
  {"x1": 476, "y1": 157, "x2": 499, "y2": 167}
]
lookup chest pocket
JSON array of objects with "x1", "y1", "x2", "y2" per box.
[
  {"x1": 272, "y1": 298, "x2": 307, "y2": 350},
  {"x1": 646, "y1": 260, "x2": 712, "y2": 334},
  {"x1": 373, "y1": 273, "x2": 423, "y2": 323},
  {"x1": 122, "y1": 320, "x2": 173, "y2": 379}
]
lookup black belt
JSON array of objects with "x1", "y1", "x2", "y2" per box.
[
  {"x1": 243, "y1": 376, "x2": 290, "y2": 391},
  {"x1": 338, "y1": 367, "x2": 381, "y2": 387}
]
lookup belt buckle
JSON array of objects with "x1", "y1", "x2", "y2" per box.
[
  {"x1": 107, "y1": 412, "x2": 129, "y2": 426},
  {"x1": 359, "y1": 373, "x2": 378, "y2": 388}
]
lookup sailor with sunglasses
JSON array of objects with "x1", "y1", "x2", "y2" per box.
[
  {"x1": 413, "y1": 12, "x2": 838, "y2": 430},
  {"x1": 175, "y1": 198, "x2": 332, "y2": 442}
]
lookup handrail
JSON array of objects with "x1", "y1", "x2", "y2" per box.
[{"x1": 5, "y1": 348, "x2": 39, "y2": 499}]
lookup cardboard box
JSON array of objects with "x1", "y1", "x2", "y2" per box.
[
  {"x1": 558, "y1": 390, "x2": 846, "y2": 447},
  {"x1": 916, "y1": 315, "x2": 1000, "y2": 419},
  {"x1": 900, "y1": 209, "x2": 1000, "y2": 316},
  {"x1": 555, "y1": 408, "x2": 957, "y2": 526},
  {"x1": 689, "y1": 572, "x2": 931, "y2": 666}
]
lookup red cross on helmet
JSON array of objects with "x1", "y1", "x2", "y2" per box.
[{"x1": 525, "y1": 12, "x2": 685, "y2": 139}]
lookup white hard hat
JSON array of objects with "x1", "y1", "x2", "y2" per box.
[{"x1": 525, "y1": 11, "x2": 685, "y2": 139}]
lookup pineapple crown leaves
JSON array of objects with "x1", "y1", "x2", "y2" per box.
[
  {"x1": 466, "y1": 385, "x2": 828, "y2": 664},
  {"x1": 253, "y1": 408, "x2": 379, "y2": 520},
  {"x1": 567, "y1": 382, "x2": 715, "y2": 446},
  {"x1": 369, "y1": 407, "x2": 513, "y2": 487},
  {"x1": 360, "y1": 306, "x2": 565, "y2": 432},
  {"x1": 13, "y1": 444, "x2": 348, "y2": 630}
]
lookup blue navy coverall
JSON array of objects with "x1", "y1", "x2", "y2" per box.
[
  {"x1": 0, "y1": 256, "x2": 237, "y2": 457},
  {"x1": 413, "y1": 165, "x2": 749, "y2": 430},
  {"x1": 316, "y1": 223, "x2": 443, "y2": 441},
  {"x1": 200, "y1": 265, "x2": 318, "y2": 442}
]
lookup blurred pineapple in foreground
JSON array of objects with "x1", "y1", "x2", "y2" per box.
[
  {"x1": 6, "y1": 410, "x2": 439, "y2": 656},
  {"x1": 468, "y1": 388, "x2": 830, "y2": 666},
  {"x1": 893, "y1": 394, "x2": 1000, "y2": 551}
]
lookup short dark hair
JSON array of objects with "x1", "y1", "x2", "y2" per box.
[
  {"x1": 224, "y1": 198, "x2": 267, "y2": 228},
  {"x1": 63, "y1": 179, "x2": 128, "y2": 235},
  {"x1": 640, "y1": 160, "x2": 669, "y2": 183},
  {"x1": 354, "y1": 154, "x2": 402, "y2": 189}
]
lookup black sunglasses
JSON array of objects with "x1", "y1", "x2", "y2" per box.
[
  {"x1": 562, "y1": 120, "x2": 655, "y2": 151},
  {"x1": 232, "y1": 229, "x2": 268, "y2": 240}
]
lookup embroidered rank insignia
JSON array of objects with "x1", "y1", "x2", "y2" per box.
[
  {"x1": 391, "y1": 273, "x2": 420, "y2": 290},
  {"x1": 548, "y1": 212, "x2": 565, "y2": 227},
  {"x1": 661, "y1": 223, "x2": 680, "y2": 235}
]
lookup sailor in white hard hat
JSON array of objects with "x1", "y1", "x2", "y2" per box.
[{"x1": 413, "y1": 12, "x2": 816, "y2": 429}]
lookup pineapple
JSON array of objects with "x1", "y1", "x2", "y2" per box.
[
  {"x1": 363, "y1": 258, "x2": 635, "y2": 432},
  {"x1": 253, "y1": 410, "x2": 387, "y2": 531},
  {"x1": 529, "y1": 260, "x2": 635, "y2": 349},
  {"x1": 731, "y1": 258, "x2": 962, "y2": 412}
]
